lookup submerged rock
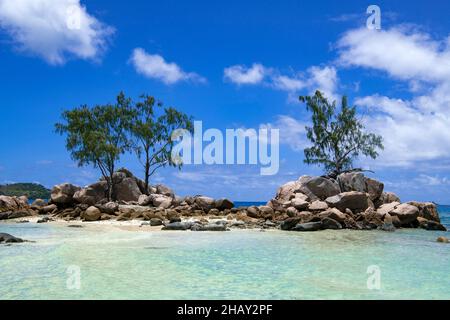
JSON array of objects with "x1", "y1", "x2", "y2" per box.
[
  {"x1": 437, "y1": 236, "x2": 449, "y2": 243},
  {"x1": 0, "y1": 233, "x2": 24, "y2": 243}
]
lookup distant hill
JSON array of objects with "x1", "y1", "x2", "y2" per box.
[{"x1": 0, "y1": 183, "x2": 51, "y2": 199}]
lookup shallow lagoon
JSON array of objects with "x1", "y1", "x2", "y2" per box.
[{"x1": 0, "y1": 220, "x2": 448, "y2": 300}]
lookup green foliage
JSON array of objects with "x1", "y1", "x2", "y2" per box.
[
  {"x1": 299, "y1": 90, "x2": 384, "y2": 175},
  {"x1": 130, "y1": 94, "x2": 193, "y2": 192},
  {"x1": 0, "y1": 183, "x2": 50, "y2": 199},
  {"x1": 55, "y1": 92, "x2": 193, "y2": 198},
  {"x1": 55, "y1": 92, "x2": 135, "y2": 200}
]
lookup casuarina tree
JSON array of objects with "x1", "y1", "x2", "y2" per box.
[
  {"x1": 55, "y1": 92, "x2": 135, "y2": 200},
  {"x1": 299, "y1": 90, "x2": 384, "y2": 176},
  {"x1": 130, "y1": 94, "x2": 193, "y2": 193}
]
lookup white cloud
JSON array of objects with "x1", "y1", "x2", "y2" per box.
[
  {"x1": 223, "y1": 63, "x2": 267, "y2": 85},
  {"x1": 130, "y1": 48, "x2": 206, "y2": 85},
  {"x1": 415, "y1": 174, "x2": 449, "y2": 186},
  {"x1": 271, "y1": 75, "x2": 306, "y2": 92},
  {"x1": 0, "y1": 0, "x2": 114, "y2": 65},
  {"x1": 263, "y1": 115, "x2": 309, "y2": 152},
  {"x1": 337, "y1": 26, "x2": 450, "y2": 168},
  {"x1": 224, "y1": 62, "x2": 339, "y2": 102},
  {"x1": 337, "y1": 26, "x2": 450, "y2": 84},
  {"x1": 307, "y1": 66, "x2": 338, "y2": 101}
]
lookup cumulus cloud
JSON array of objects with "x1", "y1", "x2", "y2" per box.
[
  {"x1": 130, "y1": 48, "x2": 206, "y2": 85},
  {"x1": 337, "y1": 26, "x2": 450, "y2": 84},
  {"x1": 337, "y1": 26, "x2": 450, "y2": 168},
  {"x1": 262, "y1": 115, "x2": 309, "y2": 152},
  {"x1": 224, "y1": 62, "x2": 339, "y2": 102},
  {"x1": 223, "y1": 63, "x2": 267, "y2": 85},
  {"x1": 0, "y1": 0, "x2": 114, "y2": 65}
]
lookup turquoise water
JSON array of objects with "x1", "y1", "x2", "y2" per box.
[{"x1": 0, "y1": 211, "x2": 449, "y2": 300}]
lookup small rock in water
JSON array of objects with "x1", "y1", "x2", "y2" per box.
[
  {"x1": 0, "y1": 233, "x2": 24, "y2": 243},
  {"x1": 162, "y1": 222, "x2": 191, "y2": 231},
  {"x1": 191, "y1": 224, "x2": 227, "y2": 231},
  {"x1": 67, "y1": 225, "x2": 84, "y2": 228},
  {"x1": 150, "y1": 218, "x2": 163, "y2": 226},
  {"x1": 292, "y1": 221, "x2": 323, "y2": 232},
  {"x1": 379, "y1": 222, "x2": 396, "y2": 232},
  {"x1": 37, "y1": 217, "x2": 52, "y2": 223},
  {"x1": 437, "y1": 236, "x2": 449, "y2": 243}
]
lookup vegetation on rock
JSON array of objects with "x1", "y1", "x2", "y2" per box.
[{"x1": 0, "y1": 183, "x2": 50, "y2": 199}]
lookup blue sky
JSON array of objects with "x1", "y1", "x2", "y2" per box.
[{"x1": 1, "y1": 0, "x2": 450, "y2": 203}]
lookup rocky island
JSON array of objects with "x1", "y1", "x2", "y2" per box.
[{"x1": 0, "y1": 168, "x2": 446, "y2": 234}]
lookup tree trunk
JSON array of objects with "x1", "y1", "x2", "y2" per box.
[
  {"x1": 144, "y1": 160, "x2": 150, "y2": 195},
  {"x1": 108, "y1": 172, "x2": 115, "y2": 201}
]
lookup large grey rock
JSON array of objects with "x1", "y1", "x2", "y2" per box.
[
  {"x1": 138, "y1": 194, "x2": 152, "y2": 206},
  {"x1": 215, "y1": 198, "x2": 234, "y2": 211},
  {"x1": 258, "y1": 205, "x2": 274, "y2": 216},
  {"x1": 321, "y1": 217, "x2": 342, "y2": 230},
  {"x1": 82, "y1": 206, "x2": 102, "y2": 221},
  {"x1": 408, "y1": 201, "x2": 440, "y2": 222},
  {"x1": 376, "y1": 202, "x2": 400, "y2": 216},
  {"x1": 290, "y1": 198, "x2": 309, "y2": 210},
  {"x1": 275, "y1": 181, "x2": 302, "y2": 202},
  {"x1": 308, "y1": 200, "x2": 328, "y2": 211},
  {"x1": 318, "y1": 208, "x2": 347, "y2": 224},
  {"x1": 389, "y1": 203, "x2": 419, "y2": 225},
  {"x1": 325, "y1": 191, "x2": 369, "y2": 212},
  {"x1": 338, "y1": 172, "x2": 367, "y2": 193},
  {"x1": 375, "y1": 192, "x2": 401, "y2": 207},
  {"x1": 115, "y1": 177, "x2": 142, "y2": 202},
  {"x1": 292, "y1": 221, "x2": 323, "y2": 232},
  {"x1": 195, "y1": 196, "x2": 215, "y2": 211},
  {"x1": 50, "y1": 183, "x2": 80, "y2": 205},
  {"x1": 156, "y1": 184, "x2": 174, "y2": 197},
  {"x1": 152, "y1": 195, "x2": 172, "y2": 208},
  {"x1": 73, "y1": 181, "x2": 107, "y2": 205},
  {"x1": 96, "y1": 201, "x2": 118, "y2": 215},
  {"x1": 280, "y1": 217, "x2": 302, "y2": 230},
  {"x1": 338, "y1": 172, "x2": 384, "y2": 201},
  {"x1": 0, "y1": 195, "x2": 20, "y2": 212},
  {"x1": 365, "y1": 178, "x2": 384, "y2": 201},
  {"x1": 300, "y1": 176, "x2": 340, "y2": 200}
]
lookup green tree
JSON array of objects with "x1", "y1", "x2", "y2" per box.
[
  {"x1": 299, "y1": 90, "x2": 383, "y2": 176},
  {"x1": 130, "y1": 94, "x2": 193, "y2": 193},
  {"x1": 55, "y1": 92, "x2": 135, "y2": 200}
]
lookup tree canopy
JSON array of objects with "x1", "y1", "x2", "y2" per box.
[
  {"x1": 299, "y1": 90, "x2": 384, "y2": 176},
  {"x1": 55, "y1": 92, "x2": 135, "y2": 200},
  {"x1": 55, "y1": 92, "x2": 193, "y2": 198},
  {"x1": 130, "y1": 94, "x2": 193, "y2": 193}
]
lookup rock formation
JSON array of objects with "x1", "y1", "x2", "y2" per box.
[{"x1": 0, "y1": 169, "x2": 446, "y2": 233}]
